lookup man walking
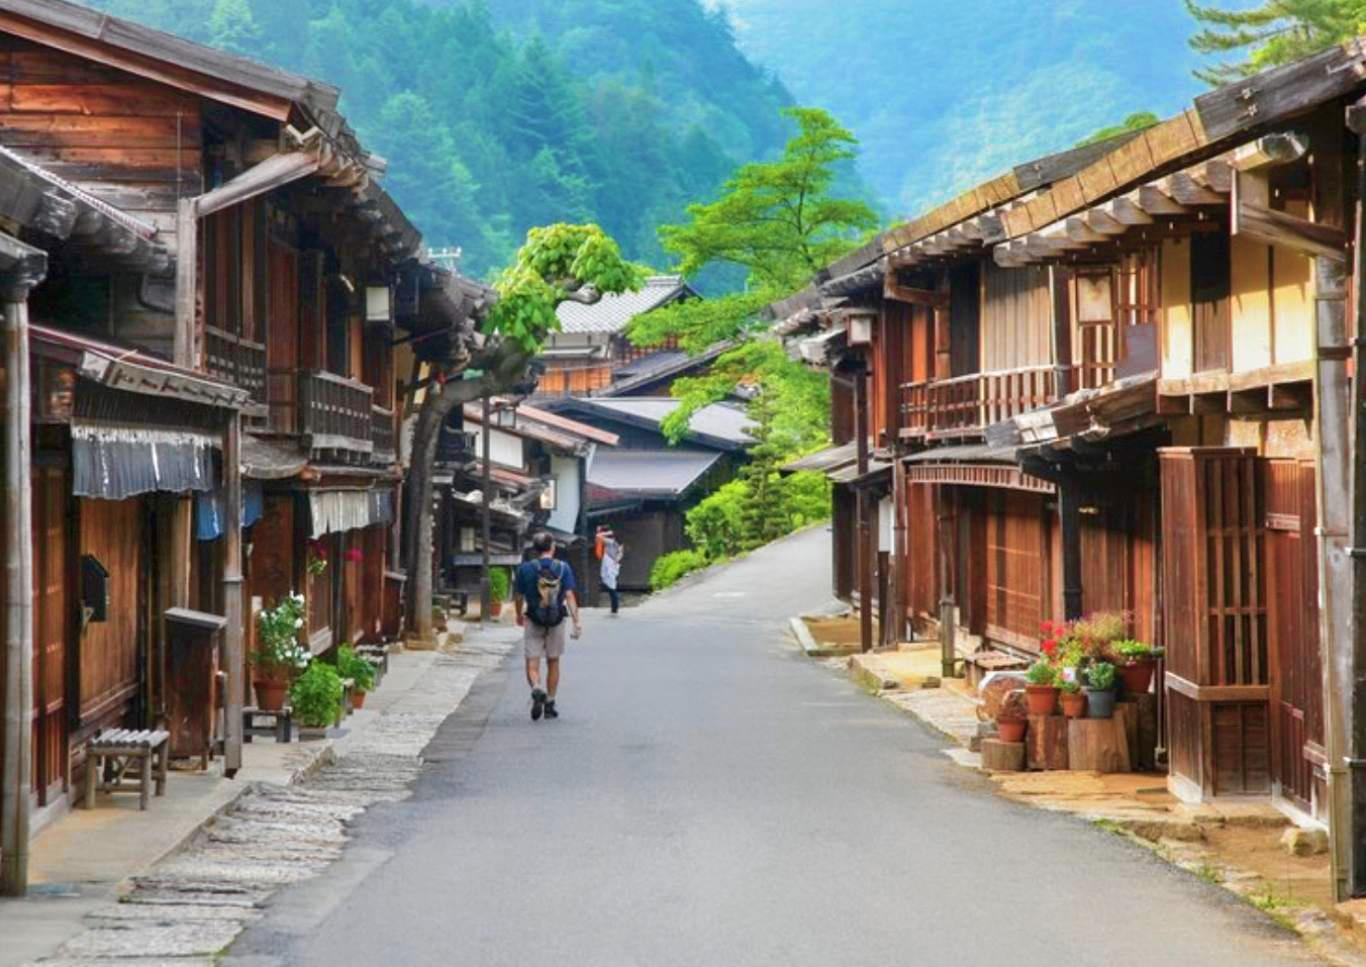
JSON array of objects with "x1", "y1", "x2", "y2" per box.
[{"x1": 514, "y1": 532, "x2": 582, "y2": 721}]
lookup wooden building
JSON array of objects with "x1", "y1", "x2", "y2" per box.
[
  {"x1": 0, "y1": 0, "x2": 488, "y2": 893},
  {"x1": 778, "y1": 40, "x2": 1366, "y2": 845},
  {"x1": 534, "y1": 275, "x2": 697, "y2": 398}
]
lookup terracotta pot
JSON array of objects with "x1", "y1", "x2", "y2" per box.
[
  {"x1": 490, "y1": 601, "x2": 504, "y2": 619},
  {"x1": 352, "y1": 690, "x2": 367, "y2": 710},
  {"x1": 997, "y1": 718, "x2": 1027, "y2": 743},
  {"x1": 1024, "y1": 684, "x2": 1059, "y2": 716},
  {"x1": 1119, "y1": 659, "x2": 1156, "y2": 697},
  {"x1": 1060, "y1": 691, "x2": 1088, "y2": 719},
  {"x1": 254, "y1": 677, "x2": 290, "y2": 712}
]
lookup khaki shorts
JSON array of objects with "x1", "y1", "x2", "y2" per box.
[{"x1": 523, "y1": 620, "x2": 568, "y2": 660}]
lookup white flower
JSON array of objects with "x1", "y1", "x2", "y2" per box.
[{"x1": 294, "y1": 619, "x2": 303, "y2": 629}]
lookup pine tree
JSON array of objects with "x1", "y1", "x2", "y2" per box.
[
  {"x1": 207, "y1": 0, "x2": 261, "y2": 58},
  {"x1": 1185, "y1": 0, "x2": 1366, "y2": 85},
  {"x1": 736, "y1": 391, "x2": 792, "y2": 551}
]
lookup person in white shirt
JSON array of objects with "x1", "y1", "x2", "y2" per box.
[{"x1": 597, "y1": 526, "x2": 625, "y2": 616}]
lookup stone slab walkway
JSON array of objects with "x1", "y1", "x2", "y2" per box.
[{"x1": 8, "y1": 630, "x2": 515, "y2": 967}]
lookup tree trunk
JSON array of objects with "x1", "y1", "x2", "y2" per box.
[{"x1": 401, "y1": 347, "x2": 533, "y2": 643}]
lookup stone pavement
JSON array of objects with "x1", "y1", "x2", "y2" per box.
[{"x1": 0, "y1": 627, "x2": 516, "y2": 967}]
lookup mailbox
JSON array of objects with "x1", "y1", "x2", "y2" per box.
[{"x1": 80, "y1": 555, "x2": 110, "y2": 623}]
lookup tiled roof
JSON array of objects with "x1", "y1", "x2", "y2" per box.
[
  {"x1": 556, "y1": 276, "x2": 694, "y2": 334},
  {"x1": 587, "y1": 449, "x2": 721, "y2": 499},
  {"x1": 563, "y1": 397, "x2": 754, "y2": 450}
]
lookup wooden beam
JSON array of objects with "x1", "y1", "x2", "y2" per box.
[
  {"x1": 1066, "y1": 216, "x2": 1109, "y2": 244},
  {"x1": 1166, "y1": 171, "x2": 1226, "y2": 206},
  {"x1": 195, "y1": 151, "x2": 321, "y2": 218},
  {"x1": 1235, "y1": 200, "x2": 1348, "y2": 261},
  {"x1": 1232, "y1": 132, "x2": 1309, "y2": 171},
  {"x1": 884, "y1": 280, "x2": 950, "y2": 308},
  {"x1": 1105, "y1": 196, "x2": 1155, "y2": 226},
  {"x1": 1137, "y1": 184, "x2": 1188, "y2": 215}
]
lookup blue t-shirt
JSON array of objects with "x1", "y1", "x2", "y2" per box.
[{"x1": 515, "y1": 557, "x2": 577, "y2": 616}]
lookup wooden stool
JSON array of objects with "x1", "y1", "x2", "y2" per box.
[
  {"x1": 243, "y1": 706, "x2": 293, "y2": 743},
  {"x1": 84, "y1": 729, "x2": 169, "y2": 811}
]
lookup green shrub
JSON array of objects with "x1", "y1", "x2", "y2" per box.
[
  {"x1": 1085, "y1": 661, "x2": 1117, "y2": 692},
  {"x1": 336, "y1": 644, "x2": 376, "y2": 694},
  {"x1": 290, "y1": 661, "x2": 344, "y2": 728},
  {"x1": 685, "y1": 480, "x2": 746, "y2": 561},
  {"x1": 782, "y1": 470, "x2": 831, "y2": 529},
  {"x1": 649, "y1": 549, "x2": 709, "y2": 591},
  {"x1": 488, "y1": 566, "x2": 510, "y2": 603}
]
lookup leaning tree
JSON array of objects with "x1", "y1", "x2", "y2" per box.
[{"x1": 402, "y1": 223, "x2": 641, "y2": 642}]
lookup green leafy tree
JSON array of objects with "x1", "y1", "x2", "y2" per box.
[
  {"x1": 685, "y1": 480, "x2": 747, "y2": 561},
  {"x1": 735, "y1": 391, "x2": 793, "y2": 551},
  {"x1": 207, "y1": 0, "x2": 261, "y2": 56},
  {"x1": 1076, "y1": 111, "x2": 1161, "y2": 147},
  {"x1": 1185, "y1": 0, "x2": 1366, "y2": 85},
  {"x1": 635, "y1": 107, "x2": 878, "y2": 351},
  {"x1": 403, "y1": 224, "x2": 641, "y2": 639}
]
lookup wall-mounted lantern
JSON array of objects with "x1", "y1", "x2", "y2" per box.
[
  {"x1": 366, "y1": 285, "x2": 393, "y2": 324},
  {"x1": 845, "y1": 309, "x2": 876, "y2": 347}
]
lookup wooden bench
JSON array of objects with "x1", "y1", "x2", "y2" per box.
[
  {"x1": 243, "y1": 706, "x2": 293, "y2": 743},
  {"x1": 84, "y1": 729, "x2": 169, "y2": 811}
]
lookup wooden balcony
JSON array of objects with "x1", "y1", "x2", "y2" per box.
[
  {"x1": 204, "y1": 326, "x2": 266, "y2": 407},
  {"x1": 371, "y1": 405, "x2": 397, "y2": 464},
  {"x1": 300, "y1": 370, "x2": 374, "y2": 457},
  {"x1": 901, "y1": 365, "x2": 1061, "y2": 438}
]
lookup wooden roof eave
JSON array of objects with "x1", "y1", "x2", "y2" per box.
[{"x1": 991, "y1": 157, "x2": 1235, "y2": 267}]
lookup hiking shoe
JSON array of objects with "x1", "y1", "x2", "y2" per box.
[
  {"x1": 544, "y1": 700, "x2": 559, "y2": 720},
  {"x1": 531, "y1": 688, "x2": 547, "y2": 721}
]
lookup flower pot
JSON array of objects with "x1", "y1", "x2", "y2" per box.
[
  {"x1": 254, "y1": 675, "x2": 290, "y2": 712},
  {"x1": 1119, "y1": 659, "x2": 1156, "y2": 697},
  {"x1": 1084, "y1": 687, "x2": 1117, "y2": 719},
  {"x1": 1060, "y1": 690, "x2": 1088, "y2": 719},
  {"x1": 352, "y1": 690, "x2": 367, "y2": 710},
  {"x1": 1024, "y1": 684, "x2": 1059, "y2": 716},
  {"x1": 489, "y1": 600, "x2": 504, "y2": 619},
  {"x1": 997, "y1": 718, "x2": 1027, "y2": 743}
]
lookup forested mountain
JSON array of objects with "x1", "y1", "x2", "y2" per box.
[
  {"x1": 713, "y1": 0, "x2": 1207, "y2": 218},
  {"x1": 80, "y1": 0, "x2": 797, "y2": 278}
]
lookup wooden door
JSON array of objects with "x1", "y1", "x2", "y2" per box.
[
  {"x1": 1266, "y1": 460, "x2": 1323, "y2": 815},
  {"x1": 78, "y1": 498, "x2": 145, "y2": 734},
  {"x1": 31, "y1": 465, "x2": 70, "y2": 805},
  {"x1": 1191, "y1": 230, "x2": 1231, "y2": 373},
  {"x1": 985, "y1": 490, "x2": 1048, "y2": 651}
]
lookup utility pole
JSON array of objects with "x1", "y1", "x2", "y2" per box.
[{"x1": 479, "y1": 396, "x2": 492, "y2": 622}]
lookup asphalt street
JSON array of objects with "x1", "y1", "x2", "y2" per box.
[{"x1": 227, "y1": 525, "x2": 1314, "y2": 967}]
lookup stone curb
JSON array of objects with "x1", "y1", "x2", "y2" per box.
[{"x1": 787, "y1": 615, "x2": 862, "y2": 658}]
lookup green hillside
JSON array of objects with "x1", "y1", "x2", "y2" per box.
[
  {"x1": 713, "y1": 0, "x2": 1207, "y2": 218},
  {"x1": 80, "y1": 0, "x2": 798, "y2": 278}
]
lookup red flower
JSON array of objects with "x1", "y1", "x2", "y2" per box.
[
  {"x1": 1040, "y1": 620, "x2": 1054, "y2": 634},
  {"x1": 343, "y1": 548, "x2": 363, "y2": 563},
  {"x1": 1041, "y1": 638, "x2": 1058, "y2": 656}
]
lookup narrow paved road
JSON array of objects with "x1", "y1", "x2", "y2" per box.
[{"x1": 229, "y1": 526, "x2": 1311, "y2": 967}]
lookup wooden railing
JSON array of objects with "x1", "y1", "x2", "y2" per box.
[
  {"x1": 300, "y1": 370, "x2": 373, "y2": 453},
  {"x1": 901, "y1": 364, "x2": 1061, "y2": 436},
  {"x1": 371, "y1": 405, "x2": 396, "y2": 462},
  {"x1": 204, "y1": 326, "x2": 266, "y2": 404}
]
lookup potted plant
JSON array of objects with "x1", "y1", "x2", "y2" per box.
[
  {"x1": 1114, "y1": 639, "x2": 1163, "y2": 696},
  {"x1": 1084, "y1": 661, "x2": 1118, "y2": 719},
  {"x1": 1059, "y1": 680, "x2": 1087, "y2": 719},
  {"x1": 337, "y1": 644, "x2": 377, "y2": 709},
  {"x1": 251, "y1": 593, "x2": 310, "y2": 711},
  {"x1": 488, "y1": 567, "x2": 510, "y2": 619},
  {"x1": 305, "y1": 539, "x2": 329, "y2": 577},
  {"x1": 995, "y1": 689, "x2": 1028, "y2": 743},
  {"x1": 290, "y1": 660, "x2": 344, "y2": 738},
  {"x1": 1024, "y1": 659, "x2": 1059, "y2": 716}
]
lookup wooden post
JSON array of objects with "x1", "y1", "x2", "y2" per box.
[
  {"x1": 854, "y1": 360, "x2": 873, "y2": 654},
  {"x1": 221, "y1": 413, "x2": 244, "y2": 776},
  {"x1": 1059, "y1": 480, "x2": 1083, "y2": 621},
  {"x1": 1342, "y1": 101, "x2": 1366, "y2": 899},
  {"x1": 890, "y1": 455, "x2": 908, "y2": 646},
  {"x1": 1, "y1": 246, "x2": 46, "y2": 897},
  {"x1": 937, "y1": 485, "x2": 957, "y2": 678},
  {"x1": 479, "y1": 396, "x2": 492, "y2": 622},
  {"x1": 1051, "y1": 265, "x2": 1073, "y2": 396},
  {"x1": 174, "y1": 198, "x2": 197, "y2": 371}
]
